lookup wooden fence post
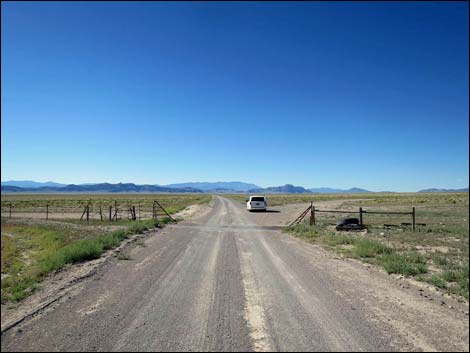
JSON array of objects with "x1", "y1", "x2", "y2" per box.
[
  {"x1": 309, "y1": 202, "x2": 313, "y2": 226},
  {"x1": 152, "y1": 201, "x2": 156, "y2": 220},
  {"x1": 288, "y1": 205, "x2": 311, "y2": 227},
  {"x1": 86, "y1": 205, "x2": 90, "y2": 221},
  {"x1": 109, "y1": 206, "x2": 112, "y2": 221},
  {"x1": 138, "y1": 203, "x2": 141, "y2": 221},
  {"x1": 312, "y1": 205, "x2": 315, "y2": 225},
  {"x1": 46, "y1": 203, "x2": 49, "y2": 220},
  {"x1": 359, "y1": 207, "x2": 363, "y2": 226},
  {"x1": 412, "y1": 207, "x2": 416, "y2": 231},
  {"x1": 9, "y1": 203, "x2": 12, "y2": 219},
  {"x1": 112, "y1": 207, "x2": 119, "y2": 221},
  {"x1": 99, "y1": 205, "x2": 103, "y2": 221},
  {"x1": 154, "y1": 200, "x2": 176, "y2": 222}
]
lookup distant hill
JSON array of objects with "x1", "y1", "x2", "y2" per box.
[
  {"x1": 203, "y1": 188, "x2": 246, "y2": 193},
  {"x1": 1, "y1": 185, "x2": 26, "y2": 192},
  {"x1": 165, "y1": 181, "x2": 261, "y2": 192},
  {"x1": 1, "y1": 180, "x2": 66, "y2": 188},
  {"x1": 309, "y1": 187, "x2": 344, "y2": 193},
  {"x1": 1, "y1": 183, "x2": 202, "y2": 193},
  {"x1": 249, "y1": 184, "x2": 312, "y2": 194},
  {"x1": 309, "y1": 187, "x2": 372, "y2": 194},
  {"x1": 418, "y1": 187, "x2": 469, "y2": 193},
  {"x1": 347, "y1": 188, "x2": 373, "y2": 193}
]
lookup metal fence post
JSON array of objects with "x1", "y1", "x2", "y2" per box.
[
  {"x1": 9, "y1": 203, "x2": 12, "y2": 219},
  {"x1": 359, "y1": 207, "x2": 363, "y2": 226},
  {"x1": 46, "y1": 203, "x2": 49, "y2": 220},
  {"x1": 412, "y1": 207, "x2": 416, "y2": 231}
]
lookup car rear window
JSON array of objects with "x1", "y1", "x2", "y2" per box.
[{"x1": 251, "y1": 197, "x2": 265, "y2": 202}]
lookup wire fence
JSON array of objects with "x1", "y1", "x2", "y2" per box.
[
  {"x1": 1, "y1": 199, "x2": 175, "y2": 222},
  {"x1": 289, "y1": 202, "x2": 420, "y2": 230}
]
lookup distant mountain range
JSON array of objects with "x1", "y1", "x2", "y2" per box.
[
  {"x1": 247, "y1": 185, "x2": 374, "y2": 194},
  {"x1": 249, "y1": 184, "x2": 313, "y2": 194},
  {"x1": 1, "y1": 180, "x2": 468, "y2": 194},
  {"x1": 1, "y1": 183, "x2": 201, "y2": 193},
  {"x1": 1, "y1": 180, "x2": 66, "y2": 188},
  {"x1": 309, "y1": 187, "x2": 372, "y2": 194},
  {"x1": 418, "y1": 187, "x2": 469, "y2": 193},
  {"x1": 164, "y1": 181, "x2": 260, "y2": 192}
]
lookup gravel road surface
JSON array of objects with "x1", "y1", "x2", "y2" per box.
[{"x1": 1, "y1": 196, "x2": 468, "y2": 351}]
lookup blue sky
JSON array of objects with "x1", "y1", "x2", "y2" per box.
[{"x1": 1, "y1": 1, "x2": 468, "y2": 191}]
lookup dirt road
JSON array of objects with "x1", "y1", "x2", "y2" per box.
[{"x1": 1, "y1": 196, "x2": 468, "y2": 351}]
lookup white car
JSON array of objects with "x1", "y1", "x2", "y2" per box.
[{"x1": 246, "y1": 195, "x2": 268, "y2": 211}]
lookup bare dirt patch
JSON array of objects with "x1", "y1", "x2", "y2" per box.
[{"x1": 173, "y1": 198, "x2": 214, "y2": 221}]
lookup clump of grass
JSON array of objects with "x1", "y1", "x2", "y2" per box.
[
  {"x1": 38, "y1": 230, "x2": 129, "y2": 274},
  {"x1": 378, "y1": 252, "x2": 427, "y2": 276},
  {"x1": 353, "y1": 239, "x2": 393, "y2": 258},
  {"x1": 427, "y1": 274, "x2": 447, "y2": 289},
  {"x1": 432, "y1": 254, "x2": 449, "y2": 267},
  {"x1": 1, "y1": 234, "x2": 21, "y2": 274},
  {"x1": 127, "y1": 223, "x2": 150, "y2": 234},
  {"x1": 443, "y1": 265, "x2": 469, "y2": 298},
  {"x1": 287, "y1": 224, "x2": 324, "y2": 241},
  {"x1": 135, "y1": 239, "x2": 146, "y2": 247},
  {"x1": 117, "y1": 252, "x2": 131, "y2": 261},
  {"x1": 442, "y1": 270, "x2": 460, "y2": 282},
  {"x1": 322, "y1": 233, "x2": 355, "y2": 247},
  {"x1": 1, "y1": 277, "x2": 38, "y2": 302}
]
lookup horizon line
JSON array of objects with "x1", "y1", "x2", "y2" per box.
[{"x1": 1, "y1": 179, "x2": 468, "y2": 193}]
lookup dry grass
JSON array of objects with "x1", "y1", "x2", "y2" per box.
[{"x1": 1, "y1": 193, "x2": 212, "y2": 220}]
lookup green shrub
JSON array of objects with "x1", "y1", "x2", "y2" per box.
[
  {"x1": 2, "y1": 278, "x2": 38, "y2": 302},
  {"x1": 442, "y1": 270, "x2": 459, "y2": 282},
  {"x1": 379, "y1": 253, "x2": 427, "y2": 276},
  {"x1": 127, "y1": 223, "x2": 148, "y2": 234},
  {"x1": 428, "y1": 274, "x2": 447, "y2": 289},
  {"x1": 353, "y1": 239, "x2": 393, "y2": 258},
  {"x1": 432, "y1": 254, "x2": 449, "y2": 267},
  {"x1": 37, "y1": 228, "x2": 135, "y2": 275}
]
